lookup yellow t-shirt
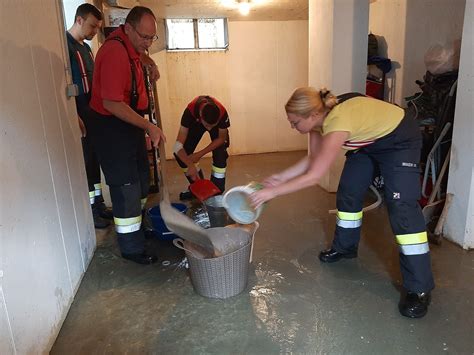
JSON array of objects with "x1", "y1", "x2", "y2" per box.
[{"x1": 320, "y1": 96, "x2": 404, "y2": 150}]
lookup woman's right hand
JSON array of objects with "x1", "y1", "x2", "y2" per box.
[{"x1": 249, "y1": 187, "x2": 277, "y2": 209}]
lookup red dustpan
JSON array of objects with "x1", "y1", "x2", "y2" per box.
[{"x1": 189, "y1": 179, "x2": 221, "y2": 202}]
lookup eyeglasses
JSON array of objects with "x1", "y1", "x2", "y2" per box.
[
  {"x1": 290, "y1": 118, "x2": 304, "y2": 129},
  {"x1": 133, "y1": 26, "x2": 158, "y2": 42}
]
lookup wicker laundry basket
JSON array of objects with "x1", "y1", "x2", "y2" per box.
[{"x1": 174, "y1": 238, "x2": 251, "y2": 299}]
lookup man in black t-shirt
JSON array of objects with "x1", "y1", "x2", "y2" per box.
[
  {"x1": 67, "y1": 3, "x2": 112, "y2": 228},
  {"x1": 173, "y1": 96, "x2": 230, "y2": 200}
]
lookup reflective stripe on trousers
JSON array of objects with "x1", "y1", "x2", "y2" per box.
[
  {"x1": 94, "y1": 183, "x2": 102, "y2": 197},
  {"x1": 89, "y1": 191, "x2": 95, "y2": 205},
  {"x1": 336, "y1": 210, "x2": 363, "y2": 228},
  {"x1": 396, "y1": 231, "x2": 430, "y2": 255},
  {"x1": 114, "y1": 215, "x2": 142, "y2": 234},
  {"x1": 211, "y1": 165, "x2": 226, "y2": 179},
  {"x1": 181, "y1": 163, "x2": 201, "y2": 174}
]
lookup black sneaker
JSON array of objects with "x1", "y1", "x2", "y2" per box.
[
  {"x1": 318, "y1": 248, "x2": 358, "y2": 263},
  {"x1": 93, "y1": 215, "x2": 110, "y2": 229},
  {"x1": 179, "y1": 190, "x2": 194, "y2": 201},
  {"x1": 399, "y1": 291, "x2": 431, "y2": 318},
  {"x1": 121, "y1": 252, "x2": 158, "y2": 265},
  {"x1": 92, "y1": 207, "x2": 110, "y2": 229},
  {"x1": 143, "y1": 227, "x2": 156, "y2": 240},
  {"x1": 97, "y1": 202, "x2": 113, "y2": 220}
]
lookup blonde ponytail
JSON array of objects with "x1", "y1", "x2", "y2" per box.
[
  {"x1": 319, "y1": 88, "x2": 338, "y2": 109},
  {"x1": 285, "y1": 87, "x2": 338, "y2": 117}
]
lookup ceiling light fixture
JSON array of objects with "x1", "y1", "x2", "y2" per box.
[
  {"x1": 239, "y1": 1, "x2": 251, "y2": 16},
  {"x1": 220, "y1": 0, "x2": 265, "y2": 16},
  {"x1": 221, "y1": 0, "x2": 236, "y2": 7}
]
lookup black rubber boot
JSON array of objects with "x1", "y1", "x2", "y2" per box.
[
  {"x1": 121, "y1": 252, "x2": 158, "y2": 264},
  {"x1": 318, "y1": 248, "x2": 358, "y2": 263},
  {"x1": 399, "y1": 291, "x2": 431, "y2": 318},
  {"x1": 179, "y1": 190, "x2": 194, "y2": 201},
  {"x1": 92, "y1": 205, "x2": 110, "y2": 229},
  {"x1": 141, "y1": 210, "x2": 156, "y2": 239},
  {"x1": 97, "y1": 201, "x2": 113, "y2": 220}
]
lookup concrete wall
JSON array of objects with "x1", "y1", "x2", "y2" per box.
[
  {"x1": 369, "y1": 0, "x2": 466, "y2": 105},
  {"x1": 152, "y1": 20, "x2": 309, "y2": 159},
  {"x1": 0, "y1": 1, "x2": 96, "y2": 353},
  {"x1": 445, "y1": 0, "x2": 474, "y2": 249}
]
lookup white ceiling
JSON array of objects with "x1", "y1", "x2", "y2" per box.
[{"x1": 139, "y1": 0, "x2": 308, "y2": 21}]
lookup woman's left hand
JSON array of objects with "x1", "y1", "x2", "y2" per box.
[{"x1": 249, "y1": 188, "x2": 277, "y2": 209}]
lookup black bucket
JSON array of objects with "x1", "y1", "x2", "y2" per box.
[{"x1": 203, "y1": 195, "x2": 234, "y2": 227}]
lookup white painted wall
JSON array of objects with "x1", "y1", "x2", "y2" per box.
[
  {"x1": 308, "y1": 0, "x2": 369, "y2": 94},
  {"x1": 152, "y1": 20, "x2": 309, "y2": 159},
  {"x1": 369, "y1": 0, "x2": 466, "y2": 105},
  {"x1": 308, "y1": 0, "x2": 370, "y2": 192},
  {"x1": 445, "y1": 0, "x2": 474, "y2": 249},
  {"x1": 0, "y1": 1, "x2": 95, "y2": 353},
  {"x1": 62, "y1": 0, "x2": 85, "y2": 29}
]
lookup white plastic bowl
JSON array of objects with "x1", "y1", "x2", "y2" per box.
[{"x1": 222, "y1": 183, "x2": 264, "y2": 224}]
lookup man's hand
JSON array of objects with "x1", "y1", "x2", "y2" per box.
[
  {"x1": 186, "y1": 164, "x2": 199, "y2": 181},
  {"x1": 148, "y1": 64, "x2": 160, "y2": 81},
  {"x1": 146, "y1": 122, "x2": 166, "y2": 148},
  {"x1": 140, "y1": 54, "x2": 160, "y2": 81},
  {"x1": 78, "y1": 117, "x2": 86, "y2": 137},
  {"x1": 188, "y1": 152, "x2": 202, "y2": 164}
]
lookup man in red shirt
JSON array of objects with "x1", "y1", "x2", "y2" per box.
[{"x1": 88, "y1": 6, "x2": 165, "y2": 265}]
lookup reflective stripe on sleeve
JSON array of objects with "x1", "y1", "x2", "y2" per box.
[{"x1": 114, "y1": 216, "x2": 142, "y2": 234}]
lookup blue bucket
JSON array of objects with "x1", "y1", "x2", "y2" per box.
[{"x1": 148, "y1": 203, "x2": 187, "y2": 240}]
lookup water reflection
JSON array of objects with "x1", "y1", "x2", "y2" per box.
[{"x1": 249, "y1": 263, "x2": 301, "y2": 353}]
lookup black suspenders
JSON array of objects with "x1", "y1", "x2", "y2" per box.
[
  {"x1": 337, "y1": 92, "x2": 365, "y2": 103},
  {"x1": 109, "y1": 36, "x2": 139, "y2": 111}
]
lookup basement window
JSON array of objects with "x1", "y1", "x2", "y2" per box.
[{"x1": 166, "y1": 18, "x2": 229, "y2": 51}]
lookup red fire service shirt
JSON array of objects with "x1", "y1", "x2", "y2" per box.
[{"x1": 90, "y1": 26, "x2": 148, "y2": 115}]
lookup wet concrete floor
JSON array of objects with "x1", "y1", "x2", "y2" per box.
[{"x1": 52, "y1": 151, "x2": 474, "y2": 354}]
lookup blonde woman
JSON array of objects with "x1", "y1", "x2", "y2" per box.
[{"x1": 250, "y1": 87, "x2": 434, "y2": 318}]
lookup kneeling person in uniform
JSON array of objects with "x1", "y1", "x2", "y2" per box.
[{"x1": 174, "y1": 96, "x2": 230, "y2": 200}]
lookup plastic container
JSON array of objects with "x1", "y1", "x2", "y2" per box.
[
  {"x1": 203, "y1": 195, "x2": 234, "y2": 227},
  {"x1": 148, "y1": 203, "x2": 187, "y2": 240},
  {"x1": 222, "y1": 182, "x2": 264, "y2": 224}
]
